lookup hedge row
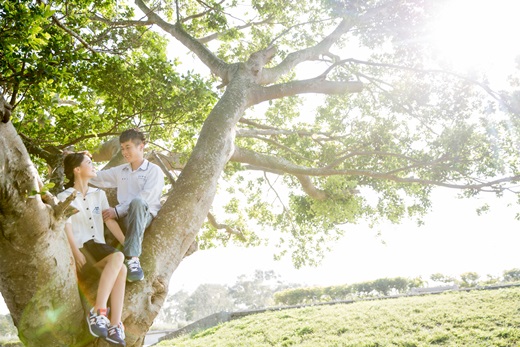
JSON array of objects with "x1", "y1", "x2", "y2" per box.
[{"x1": 274, "y1": 277, "x2": 424, "y2": 305}]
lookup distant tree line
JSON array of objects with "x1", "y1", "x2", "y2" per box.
[
  {"x1": 274, "y1": 277, "x2": 424, "y2": 306},
  {"x1": 275, "y1": 268, "x2": 520, "y2": 306}
]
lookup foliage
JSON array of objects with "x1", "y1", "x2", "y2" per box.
[
  {"x1": 1, "y1": 0, "x2": 215, "y2": 188},
  {"x1": 157, "y1": 270, "x2": 299, "y2": 326},
  {"x1": 273, "y1": 276, "x2": 421, "y2": 305},
  {"x1": 158, "y1": 286, "x2": 520, "y2": 346},
  {"x1": 2, "y1": 0, "x2": 520, "y2": 267},
  {"x1": 503, "y1": 268, "x2": 520, "y2": 283},
  {"x1": 430, "y1": 272, "x2": 456, "y2": 285},
  {"x1": 459, "y1": 271, "x2": 480, "y2": 288}
]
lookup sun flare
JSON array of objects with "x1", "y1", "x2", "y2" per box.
[{"x1": 430, "y1": 0, "x2": 520, "y2": 78}]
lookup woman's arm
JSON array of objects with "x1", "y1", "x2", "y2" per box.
[
  {"x1": 65, "y1": 223, "x2": 86, "y2": 270},
  {"x1": 105, "y1": 218, "x2": 125, "y2": 246}
]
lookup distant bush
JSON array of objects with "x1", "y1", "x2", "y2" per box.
[
  {"x1": 274, "y1": 277, "x2": 423, "y2": 305},
  {"x1": 503, "y1": 268, "x2": 520, "y2": 283}
]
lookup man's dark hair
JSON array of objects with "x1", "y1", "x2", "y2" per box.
[{"x1": 119, "y1": 128, "x2": 146, "y2": 146}]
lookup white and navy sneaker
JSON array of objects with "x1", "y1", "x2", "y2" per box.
[
  {"x1": 87, "y1": 308, "x2": 110, "y2": 338},
  {"x1": 106, "y1": 322, "x2": 126, "y2": 346}
]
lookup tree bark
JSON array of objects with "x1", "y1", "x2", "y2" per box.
[
  {"x1": 121, "y1": 64, "x2": 254, "y2": 346},
  {"x1": 0, "y1": 122, "x2": 87, "y2": 346}
]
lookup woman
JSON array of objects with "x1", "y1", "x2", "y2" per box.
[{"x1": 57, "y1": 152, "x2": 127, "y2": 346}]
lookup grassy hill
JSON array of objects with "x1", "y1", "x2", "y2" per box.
[{"x1": 156, "y1": 286, "x2": 520, "y2": 347}]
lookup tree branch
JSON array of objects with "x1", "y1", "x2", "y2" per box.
[
  {"x1": 294, "y1": 175, "x2": 328, "y2": 200},
  {"x1": 248, "y1": 78, "x2": 363, "y2": 107},
  {"x1": 206, "y1": 212, "x2": 246, "y2": 240},
  {"x1": 49, "y1": 13, "x2": 98, "y2": 53},
  {"x1": 259, "y1": 4, "x2": 388, "y2": 85},
  {"x1": 90, "y1": 14, "x2": 153, "y2": 27},
  {"x1": 53, "y1": 190, "x2": 79, "y2": 219},
  {"x1": 134, "y1": 0, "x2": 230, "y2": 82},
  {"x1": 198, "y1": 17, "x2": 272, "y2": 44},
  {"x1": 230, "y1": 147, "x2": 520, "y2": 191},
  {"x1": 342, "y1": 58, "x2": 509, "y2": 111},
  {"x1": 180, "y1": 0, "x2": 226, "y2": 23}
]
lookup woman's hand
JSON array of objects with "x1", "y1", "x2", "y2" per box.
[{"x1": 74, "y1": 252, "x2": 87, "y2": 271}]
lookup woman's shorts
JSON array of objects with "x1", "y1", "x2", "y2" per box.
[{"x1": 78, "y1": 240, "x2": 121, "y2": 279}]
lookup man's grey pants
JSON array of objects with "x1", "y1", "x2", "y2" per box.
[{"x1": 121, "y1": 197, "x2": 153, "y2": 258}]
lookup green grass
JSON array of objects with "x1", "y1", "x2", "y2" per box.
[{"x1": 157, "y1": 287, "x2": 520, "y2": 347}]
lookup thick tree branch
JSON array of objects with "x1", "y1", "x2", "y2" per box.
[
  {"x1": 294, "y1": 175, "x2": 328, "y2": 200},
  {"x1": 134, "y1": 0, "x2": 230, "y2": 82},
  {"x1": 259, "y1": 4, "x2": 388, "y2": 85},
  {"x1": 248, "y1": 78, "x2": 363, "y2": 107},
  {"x1": 230, "y1": 147, "x2": 520, "y2": 191}
]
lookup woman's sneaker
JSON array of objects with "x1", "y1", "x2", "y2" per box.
[
  {"x1": 106, "y1": 322, "x2": 126, "y2": 346},
  {"x1": 87, "y1": 308, "x2": 110, "y2": 338}
]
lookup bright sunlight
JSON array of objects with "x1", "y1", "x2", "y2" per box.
[{"x1": 430, "y1": 0, "x2": 520, "y2": 80}]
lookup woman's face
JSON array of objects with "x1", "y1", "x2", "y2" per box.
[{"x1": 76, "y1": 155, "x2": 96, "y2": 179}]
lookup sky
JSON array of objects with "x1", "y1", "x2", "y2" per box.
[
  {"x1": 168, "y1": 0, "x2": 520, "y2": 294},
  {"x1": 169, "y1": 188, "x2": 520, "y2": 294}
]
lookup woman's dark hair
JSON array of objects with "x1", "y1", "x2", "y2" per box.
[
  {"x1": 63, "y1": 151, "x2": 92, "y2": 188},
  {"x1": 119, "y1": 128, "x2": 146, "y2": 146}
]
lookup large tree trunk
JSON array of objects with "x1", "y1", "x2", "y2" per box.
[
  {"x1": 122, "y1": 65, "x2": 252, "y2": 346},
  {"x1": 0, "y1": 122, "x2": 86, "y2": 346},
  {"x1": 0, "y1": 66, "x2": 252, "y2": 346}
]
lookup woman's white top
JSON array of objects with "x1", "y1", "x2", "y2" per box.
[{"x1": 57, "y1": 187, "x2": 109, "y2": 248}]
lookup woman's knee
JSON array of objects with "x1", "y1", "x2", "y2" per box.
[
  {"x1": 120, "y1": 263, "x2": 127, "y2": 276},
  {"x1": 109, "y1": 251, "x2": 125, "y2": 265}
]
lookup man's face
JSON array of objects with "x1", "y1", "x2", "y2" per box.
[{"x1": 120, "y1": 140, "x2": 144, "y2": 165}]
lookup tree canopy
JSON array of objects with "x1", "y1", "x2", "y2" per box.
[
  {"x1": 1, "y1": 0, "x2": 520, "y2": 345},
  {"x1": 3, "y1": 0, "x2": 519, "y2": 267}
]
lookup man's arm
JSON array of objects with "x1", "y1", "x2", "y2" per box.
[{"x1": 89, "y1": 167, "x2": 119, "y2": 188}]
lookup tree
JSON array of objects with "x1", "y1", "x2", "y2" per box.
[
  {"x1": 156, "y1": 289, "x2": 190, "y2": 329},
  {"x1": 503, "y1": 268, "x2": 520, "y2": 283},
  {"x1": 228, "y1": 269, "x2": 296, "y2": 309},
  {"x1": 459, "y1": 272, "x2": 480, "y2": 288},
  {"x1": 182, "y1": 284, "x2": 234, "y2": 321},
  {"x1": 1, "y1": 0, "x2": 519, "y2": 346},
  {"x1": 430, "y1": 273, "x2": 456, "y2": 286}
]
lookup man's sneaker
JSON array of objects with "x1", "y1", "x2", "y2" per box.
[
  {"x1": 106, "y1": 322, "x2": 126, "y2": 346},
  {"x1": 87, "y1": 308, "x2": 110, "y2": 338},
  {"x1": 125, "y1": 257, "x2": 144, "y2": 282}
]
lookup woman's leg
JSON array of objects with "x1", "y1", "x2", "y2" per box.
[
  {"x1": 109, "y1": 263, "x2": 127, "y2": 324},
  {"x1": 93, "y1": 252, "x2": 125, "y2": 311}
]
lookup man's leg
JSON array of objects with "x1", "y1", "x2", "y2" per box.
[{"x1": 122, "y1": 197, "x2": 153, "y2": 281}]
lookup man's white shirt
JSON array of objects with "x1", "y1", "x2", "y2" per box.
[{"x1": 89, "y1": 159, "x2": 164, "y2": 218}]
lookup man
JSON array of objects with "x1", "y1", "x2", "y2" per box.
[{"x1": 90, "y1": 128, "x2": 164, "y2": 282}]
